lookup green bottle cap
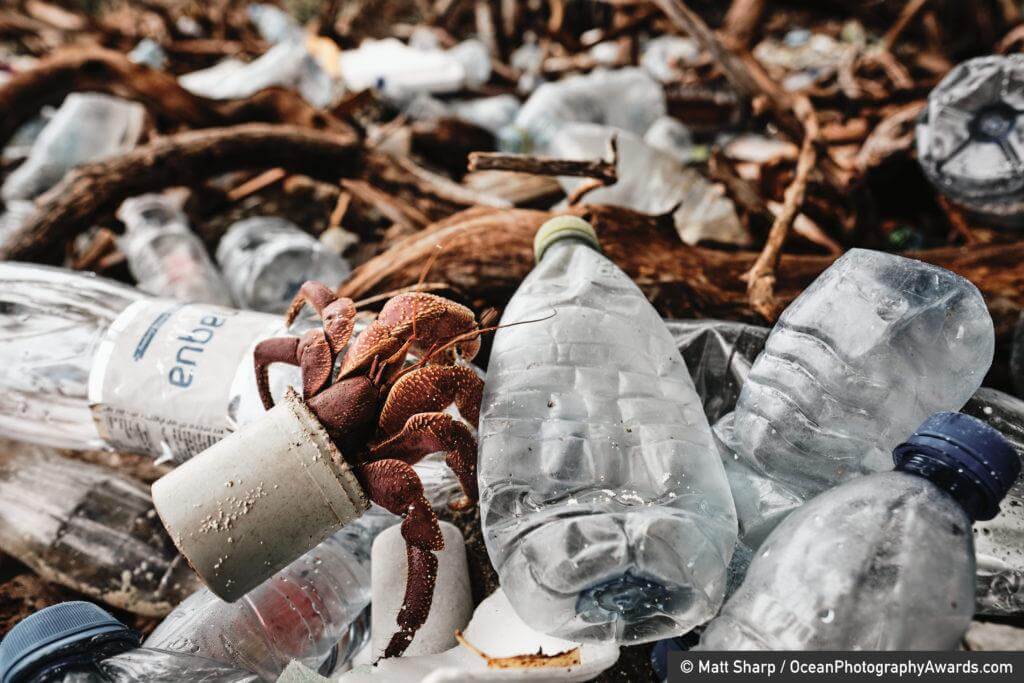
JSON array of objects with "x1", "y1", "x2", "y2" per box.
[{"x1": 533, "y1": 215, "x2": 601, "y2": 262}]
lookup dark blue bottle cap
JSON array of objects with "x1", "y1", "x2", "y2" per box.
[
  {"x1": 893, "y1": 411, "x2": 1020, "y2": 521},
  {"x1": 0, "y1": 602, "x2": 139, "y2": 683}
]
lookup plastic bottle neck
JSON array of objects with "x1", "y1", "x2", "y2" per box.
[{"x1": 894, "y1": 452, "x2": 988, "y2": 522}]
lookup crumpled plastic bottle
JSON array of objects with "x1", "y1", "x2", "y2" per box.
[
  {"x1": 144, "y1": 508, "x2": 397, "y2": 679},
  {"x1": 478, "y1": 216, "x2": 737, "y2": 644},
  {"x1": 179, "y1": 41, "x2": 337, "y2": 108},
  {"x1": 215, "y1": 216, "x2": 351, "y2": 314},
  {"x1": 0, "y1": 602, "x2": 258, "y2": 682},
  {"x1": 640, "y1": 35, "x2": 701, "y2": 83},
  {"x1": 547, "y1": 124, "x2": 746, "y2": 246},
  {"x1": 917, "y1": 55, "x2": 1024, "y2": 226},
  {"x1": 338, "y1": 38, "x2": 492, "y2": 103},
  {"x1": 405, "y1": 93, "x2": 521, "y2": 135},
  {"x1": 0, "y1": 441, "x2": 201, "y2": 616},
  {"x1": 498, "y1": 67, "x2": 666, "y2": 153},
  {"x1": 1, "y1": 93, "x2": 145, "y2": 201},
  {"x1": 714, "y1": 249, "x2": 995, "y2": 547},
  {"x1": 962, "y1": 388, "x2": 1024, "y2": 616},
  {"x1": 117, "y1": 194, "x2": 234, "y2": 306},
  {"x1": 698, "y1": 412, "x2": 1019, "y2": 650}
]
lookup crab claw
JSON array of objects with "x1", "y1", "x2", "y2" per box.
[{"x1": 285, "y1": 281, "x2": 357, "y2": 354}]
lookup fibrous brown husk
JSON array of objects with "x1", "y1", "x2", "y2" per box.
[{"x1": 339, "y1": 204, "x2": 1024, "y2": 347}]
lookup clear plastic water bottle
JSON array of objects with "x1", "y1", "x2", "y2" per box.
[
  {"x1": 478, "y1": 216, "x2": 737, "y2": 644},
  {"x1": 338, "y1": 38, "x2": 491, "y2": 103},
  {"x1": 143, "y1": 508, "x2": 396, "y2": 679},
  {"x1": 0, "y1": 601, "x2": 258, "y2": 682},
  {"x1": 962, "y1": 387, "x2": 1024, "y2": 615},
  {"x1": 699, "y1": 412, "x2": 1019, "y2": 650},
  {"x1": 0, "y1": 441, "x2": 201, "y2": 616},
  {"x1": 498, "y1": 68, "x2": 666, "y2": 153},
  {"x1": 916, "y1": 55, "x2": 1024, "y2": 226},
  {"x1": 0, "y1": 262, "x2": 298, "y2": 459},
  {"x1": 715, "y1": 248, "x2": 994, "y2": 546},
  {"x1": 1, "y1": 93, "x2": 145, "y2": 201},
  {"x1": 215, "y1": 217, "x2": 351, "y2": 314},
  {"x1": 117, "y1": 194, "x2": 234, "y2": 307}
]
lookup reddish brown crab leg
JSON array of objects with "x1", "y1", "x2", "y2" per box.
[
  {"x1": 378, "y1": 365, "x2": 483, "y2": 433},
  {"x1": 357, "y1": 459, "x2": 444, "y2": 658},
  {"x1": 370, "y1": 412, "x2": 479, "y2": 508}
]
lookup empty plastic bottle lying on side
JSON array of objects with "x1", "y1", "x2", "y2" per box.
[
  {"x1": 498, "y1": 67, "x2": 666, "y2": 153},
  {"x1": 0, "y1": 262, "x2": 299, "y2": 460},
  {"x1": 478, "y1": 216, "x2": 737, "y2": 643},
  {"x1": 715, "y1": 248, "x2": 994, "y2": 547},
  {"x1": 0, "y1": 602, "x2": 258, "y2": 682},
  {"x1": 917, "y1": 55, "x2": 1024, "y2": 227},
  {"x1": 117, "y1": 194, "x2": 234, "y2": 306},
  {"x1": 699, "y1": 412, "x2": 1020, "y2": 650},
  {"x1": 962, "y1": 388, "x2": 1024, "y2": 615},
  {"x1": 216, "y1": 217, "x2": 351, "y2": 314},
  {"x1": 144, "y1": 507, "x2": 396, "y2": 680},
  {"x1": 1, "y1": 93, "x2": 145, "y2": 201},
  {"x1": 0, "y1": 441, "x2": 200, "y2": 616}
]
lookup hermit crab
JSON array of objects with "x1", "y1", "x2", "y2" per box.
[{"x1": 253, "y1": 281, "x2": 485, "y2": 658}]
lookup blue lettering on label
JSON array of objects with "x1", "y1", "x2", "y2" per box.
[{"x1": 166, "y1": 312, "x2": 228, "y2": 389}]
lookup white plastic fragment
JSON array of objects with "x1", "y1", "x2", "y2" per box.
[
  {"x1": 371, "y1": 522, "x2": 472, "y2": 659},
  {"x1": 340, "y1": 589, "x2": 619, "y2": 682}
]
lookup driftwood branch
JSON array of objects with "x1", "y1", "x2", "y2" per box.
[
  {"x1": 0, "y1": 124, "x2": 363, "y2": 263},
  {"x1": 0, "y1": 47, "x2": 352, "y2": 150},
  {"x1": 468, "y1": 141, "x2": 618, "y2": 186}
]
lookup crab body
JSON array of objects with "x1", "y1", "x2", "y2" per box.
[{"x1": 253, "y1": 281, "x2": 483, "y2": 658}]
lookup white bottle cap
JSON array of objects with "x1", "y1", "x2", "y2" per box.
[
  {"x1": 152, "y1": 389, "x2": 368, "y2": 602},
  {"x1": 533, "y1": 215, "x2": 601, "y2": 262}
]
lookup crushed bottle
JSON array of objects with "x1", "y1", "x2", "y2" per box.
[
  {"x1": 498, "y1": 67, "x2": 666, "y2": 154},
  {"x1": 699, "y1": 412, "x2": 1019, "y2": 650},
  {"x1": 0, "y1": 262, "x2": 298, "y2": 459},
  {"x1": 338, "y1": 38, "x2": 492, "y2": 103},
  {"x1": 962, "y1": 388, "x2": 1024, "y2": 616},
  {"x1": 145, "y1": 507, "x2": 396, "y2": 679},
  {"x1": 917, "y1": 55, "x2": 1024, "y2": 226},
  {"x1": 548, "y1": 124, "x2": 746, "y2": 246},
  {"x1": 640, "y1": 35, "x2": 701, "y2": 84},
  {"x1": 117, "y1": 194, "x2": 234, "y2": 306},
  {"x1": 0, "y1": 441, "x2": 200, "y2": 616},
  {"x1": 1, "y1": 93, "x2": 145, "y2": 201},
  {"x1": 179, "y1": 40, "x2": 337, "y2": 109},
  {"x1": 714, "y1": 248, "x2": 994, "y2": 547},
  {"x1": 0, "y1": 601, "x2": 258, "y2": 682},
  {"x1": 128, "y1": 39, "x2": 167, "y2": 70},
  {"x1": 215, "y1": 216, "x2": 351, "y2": 314},
  {"x1": 478, "y1": 216, "x2": 737, "y2": 643}
]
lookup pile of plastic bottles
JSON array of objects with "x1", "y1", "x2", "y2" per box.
[
  {"x1": 2, "y1": 4, "x2": 1024, "y2": 681},
  {"x1": 0, "y1": 211, "x2": 1020, "y2": 682}
]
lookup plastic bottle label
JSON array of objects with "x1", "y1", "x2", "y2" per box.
[{"x1": 88, "y1": 300, "x2": 281, "y2": 460}]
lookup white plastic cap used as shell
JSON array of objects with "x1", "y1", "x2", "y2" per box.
[{"x1": 152, "y1": 389, "x2": 368, "y2": 602}]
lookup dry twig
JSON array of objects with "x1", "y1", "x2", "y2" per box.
[{"x1": 744, "y1": 95, "x2": 818, "y2": 321}]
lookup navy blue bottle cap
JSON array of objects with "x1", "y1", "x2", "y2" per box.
[
  {"x1": 0, "y1": 602, "x2": 139, "y2": 683},
  {"x1": 893, "y1": 411, "x2": 1020, "y2": 521}
]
